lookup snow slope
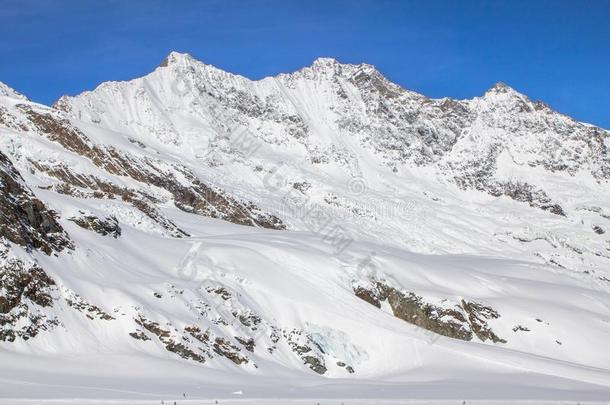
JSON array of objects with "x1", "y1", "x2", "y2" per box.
[
  {"x1": 56, "y1": 52, "x2": 610, "y2": 271},
  {"x1": 0, "y1": 53, "x2": 609, "y2": 403},
  {"x1": 1, "y1": 211, "x2": 610, "y2": 403}
]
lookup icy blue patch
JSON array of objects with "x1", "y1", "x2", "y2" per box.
[{"x1": 307, "y1": 324, "x2": 368, "y2": 366}]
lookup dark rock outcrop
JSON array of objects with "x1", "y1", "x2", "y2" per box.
[
  {"x1": 285, "y1": 329, "x2": 327, "y2": 374},
  {"x1": 354, "y1": 281, "x2": 505, "y2": 343},
  {"x1": 490, "y1": 181, "x2": 566, "y2": 216},
  {"x1": 213, "y1": 337, "x2": 248, "y2": 365},
  {"x1": 136, "y1": 316, "x2": 208, "y2": 363},
  {"x1": 69, "y1": 214, "x2": 121, "y2": 238},
  {"x1": 461, "y1": 300, "x2": 506, "y2": 343},
  {"x1": 0, "y1": 151, "x2": 72, "y2": 254},
  {"x1": 0, "y1": 254, "x2": 60, "y2": 342},
  {"x1": 65, "y1": 292, "x2": 114, "y2": 321}
]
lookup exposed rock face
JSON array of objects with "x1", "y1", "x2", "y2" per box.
[
  {"x1": 0, "y1": 151, "x2": 72, "y2": 254},
  {"x1": 212, "y1": 336, "x2": 249, "y2": 365},
  {"x1": 235, "y1": 336, "x2": 255, "y2": 352},
  {"x1": 303, "y1": 355, "x2": 327, "y2": 374},
  {"x1": 64, "y1": 291, "x2": 115, "y2": 321},
  {"x1": 285, "y1": 329, "x2": 328, "y2": 374},
  {"x1": 490, "y1": 181, "x2": 565, "y2": 216},
  {"x1": 0, "y1": 259, "x2": 54, "y2": 314},
  {"x1": 461, "y1": 300, "x2": 506, "y2": 343},
  {"x1": 354, "y1": 280, "x2": 505, "y2": 343},
  {"x1": 0, "y1": 253, "x2": 59, "y2": 342},
  {"x1": 69, "y1": 214, "x2": 121, "y2": 238},
  {"x1": 135, "y1": 316, "x2": 209, "y2": 364}
]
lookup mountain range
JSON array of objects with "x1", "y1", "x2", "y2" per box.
[{"x1": 1, "y1": 52, "x2": 609, "y2": 404}]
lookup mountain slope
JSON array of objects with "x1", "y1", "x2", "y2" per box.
[
  {"x1": 0, "y1": 52, "x2": 610, "y2": 403},
  {"x1": 55, "y1": 52, "x2": 610, "y2": 272}
]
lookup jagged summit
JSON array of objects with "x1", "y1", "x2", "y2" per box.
[
  {"x1": 477, "y1": 81, "x2": 537, "y2": 111},
  {"x1": 159, "y1": 52, "x2": 385, "y2": 86},
  {"x1": 0, "y1": 81, "x2": 27, "y2": 101},
  {"x1": 53, "y1": 52, "x2": 609, "y2": 175},
  {"x1": 159, "y1": 51, "x2": 198, "y2": 68},
  {"x1": 306, "y1": 56, "x2": 379, "y2": 77},
  {"x1": 483, "y1": 81, "x2": 526, "y2": 97},
  {"x1": 47, "y1": 52, "x2": 569, "y2": 123},
  {"x1": 490, "y1": 81, "x2": 512, "y2": 91},
  {"x1": 312, "y1": 56, "x2": 339, "y2": 66}
]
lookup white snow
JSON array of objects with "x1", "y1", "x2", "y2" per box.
[{"x1": 0, "y1": 55, "x2": 609, "y2": 404}]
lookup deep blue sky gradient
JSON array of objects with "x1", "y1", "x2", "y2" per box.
[{"x1": 1, "y1": 0, "x2": 609, "y2": 127}]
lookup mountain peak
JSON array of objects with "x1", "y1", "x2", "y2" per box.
[
  {"x1": 304, "y1": 57, "x2": 382, "y2": 81},
  {"x1": 307, "y1": 57, "x2": 343, "y2": 76},
  {"x1": 488, "y1": 81, "x2": 516, "y2": 93},
  {"x1": 159, "y1": 51, "x2": 197, "y2": 68},
  {"x1": 312, "y1": 57, "x2": 339, "y2": 67},
  {"x1": 481, "y1": 81, "x2": 530, "y2": 104},
  {"x1": 0, "y1": 81, "x2": 27, "y2": 100}
]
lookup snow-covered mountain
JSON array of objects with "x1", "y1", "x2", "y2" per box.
[{"x1": 1, "y1": 52, "x2": 610, "y2": 403}]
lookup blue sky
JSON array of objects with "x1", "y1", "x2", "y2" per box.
[{"x1": 1, "y1": 0, "x2": 609, "y2": 128}]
